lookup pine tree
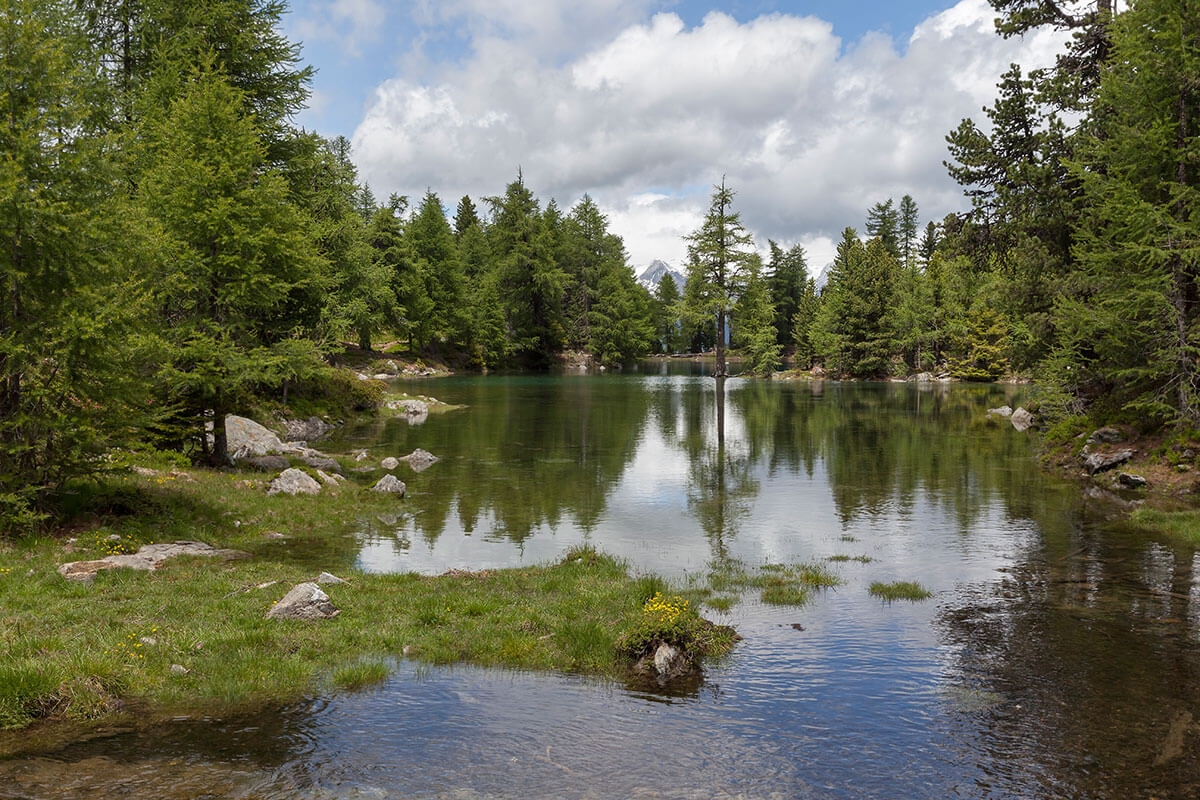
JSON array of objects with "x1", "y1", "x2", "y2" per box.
[
  {"x1": 735, "y1": 255, "x2": 782, "y2": 376},
  {"x1": 654, "y1": 273, "x2": 682, "y2": 354},
  {"x1": 951, "y1": 307, "x2": 1010, "y2": 382},
  {"x1": 791, "y1": 277, "x2": 820, "y2": 370},
  {"x1": 682, "y1": 178, "x2": 756, "y2": 378},
  {"x1": 812, "y1": 230, "x2": 898, "y2": 377},
  {"x1": 767, "y1": 241, "x2": 809, "y2": 349},
  {"x1": 918, "y1": 221, "x2": 940, "y2": 266},
  {"x1": 453, "y1": 195, "x2": 480, "y2": 239},
  {"x1": 407, "y1": 190, "x2": 467, "y2": 350}
]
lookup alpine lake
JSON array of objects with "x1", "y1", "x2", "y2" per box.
[{"x1": 3, "y1": 362, "x2": 1200, "y2": 799}]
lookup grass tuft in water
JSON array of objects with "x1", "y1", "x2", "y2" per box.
[
  {"x1": 869, "y1": 581, "x2": 933, "y2": 602},
  {"x1": 330, "y1": 661, "x2": 390, "y2": 691},
  {"x1": 760, "y1": 585, "x2": 811, "y2": 606},
  {"x1": 1127, "y1": 509, "x2": 1200, "y2": 543},
  {"x1": 827, "y1": 554, "x2": 873, "y2": 564}
]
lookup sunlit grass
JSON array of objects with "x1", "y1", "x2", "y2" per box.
[
  {"x1": 1127, "y1": 509, "x2": 1200, "y2": 543},
  {"x1": 869, "y1": 580, "x2": 933, "y2": 602}
]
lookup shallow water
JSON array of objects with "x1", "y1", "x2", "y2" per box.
[{"x1": 5, "y1": 366, "x2": 1200, "y2": 799}]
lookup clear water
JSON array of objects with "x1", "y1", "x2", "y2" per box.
[{"x1": 4, "y1": 366, "x2": 1200, "y2": 799}]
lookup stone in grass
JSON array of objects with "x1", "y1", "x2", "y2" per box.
[
  {"x1": 59, "y1": 541, "x2": 250, "y2": 582},
  {"x1": 1118, "y1": 472, "x2": 1148, "y2": 489},
  {"x1": 266, "y1": 582, "x2": 340, "y2": 620},
  {"x1": 170, "y1": 664, "x2": 189, "y2": 676},
  {"x1": 314, "y1": 469, "x2": 343, "y2": 488},
  {"x1": 316, "y1": 571, "x2": 348, "y2": 585},
  {"x1": 371, "y1": 475, "x2": 406, "y2": 496},
  {"x1": 267, "y1": 468, "x2": 321, "y2": 496},
  {"x1": 380, "y1": 456, "x2": 399, "y2": 470}
]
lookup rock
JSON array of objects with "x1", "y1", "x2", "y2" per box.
[
  {"x1": 371, "y1": 475, "x2": 406, "y2": 496},
  {"x1": 1087, "y1": 426, "x2": 1125, "y2": 446},
  {"x1": 139, "y1": 636, "x2": 157, "y2": 646},
  {"x1": 316, "y1": 571, "x2": 347, "y2": 585},
  {"x1": 372, "y1": 373, "x2": 392, "y2": 380},
  {"x1": 266, "y1": 582, "x2": 340, "y2": 620},
  {"x1": 222, "y1": 415, "x2": 288, "y2": 460},
  {"x1": 386, "y1": 399, "x2": 429, "y2": 425},
  {"x1": 1082, "y1": 447, "x2": 1135, "y2": 475},
  {"x1": 170, "y1": 664, "x2": 189, "y2": 676},
  {"x1": 353, "y1": 450, "x2": 369, "y2": 462},
  {"x1": 1118, "y1": 472, "x2": 1148, "y2": 489},
  {"x1": 401, "y1": 448, "x2": 439, "y2": 472},
  {"x1": 59, "y1": 541, "x2": 250, "y2": 582},
  {"x1": 1010, "y1": 407, "x2": 1035, "y2": 432},
  {"x1": 262, "y1": 531, "x2": 286, "y2": 539},
  {"x1": 910, "y1": 372, "x2": 934, "y2": 383},
  {"x1": 244, "y1": 455, "x2": 291, "y2": 472},
  {"x1": 302, "y1": 455, "x2": 341, "y2": 474},
  {"x1": 987, "y1": 406, "x2": 1013, "y2": 418},
  {"x1": 314, "y1": 469, "x2": 343, "y2": 487},
  {"x1": 380, "y1": 457, "x2": 400, "y2": 470},
  {"x1": 282, "y1": 417, "x2": 335, "y2": 442},
  {"x1": 651, "y1": 643, "x2": 692, "y2": 683},
  {"x1": 267, "y1": 468, "x2": 321, "y2": 496}
]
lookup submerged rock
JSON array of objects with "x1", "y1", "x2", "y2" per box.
[
  {"x1": 59, "y1": 541, "x2": 249, "y2": 582},
  {"x1": 267, "y1": 468, "x2": 321, "y2": 496},
  {"x1": 1011, "y1": 407, "x2": 1035, "y2": 432},
  {"x1": 371, "y1": 474, "x2": 407, "y2": 496},
  {"x1": 282, "y1": 416, "x2": 336, "y2": 443},
  {"x1": 402, "y1": 448, "x2": 439, "y2": 472},
  {"x1": 987, "y1": 405, "x2": 1013, "y2": 418},
  {"x1": 266, "y1": 582, "x2": 340, "y2": 620}
]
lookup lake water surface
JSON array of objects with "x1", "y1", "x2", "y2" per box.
[{"x1": 4, "y1": 365, "x2": 1200, "y2": 799}]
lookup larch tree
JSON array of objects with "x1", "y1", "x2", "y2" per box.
[{"x1": 682, "y1": 178, "x2": 756, "y2": 378}]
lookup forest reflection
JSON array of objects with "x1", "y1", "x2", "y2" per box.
[{"x1": 344, "y1": 374, "x2": 1043, "y2": 561}]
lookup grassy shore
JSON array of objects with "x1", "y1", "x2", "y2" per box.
[{"x1": 0, "y1": 462, "x2": 734, "y2": 740}]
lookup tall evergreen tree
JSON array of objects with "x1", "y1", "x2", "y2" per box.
[
  {"x1": 735, "y1": 254, "x2": 782, "y2": 376},
  {"x1": 899, "y1": 194, "x2": 919, "y2": 270},
  {"x1": 407, "y1": 189, "x2": 467, "y2": 350},
  {"x1": 866, "y1": 199, "x2": 900, "y2": 257},
  {"x1": 1, "y1": 0, "x2": 147, "y2": 527},
  {"x1": 812, "y1": 230, "x2": 898, "y2": 377},
  {"x1": 682, "y1": 178, "x2": 756, "y2": 378},
  {"x1": 654, "y1": 273, "x2": 683, "y2": 354},
  {"x1": 1056, "y1": 0, "x2": 1200, "y2": 426},
  {"x1": 137, "y1": 66, "x2": 323, "y2": 463},
  {"x1": 767, "y1": 241, "x2": 809, "y2": 349}
]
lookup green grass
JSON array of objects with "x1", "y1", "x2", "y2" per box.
[
  {"x1": 868, "y1": 580, "x2": 934, "y2": 602},
  {"x1": 694, "y1": 558, "x2": 843, "y2": 609},
  {"x1": 760, "y1": 585, "x2": 811, "y2": 606},
  {"x1": 0, "y1": 471, "x2": 736, "y2": 739},
  {"x1": 827, "y1": 554, "x2": 873, "y2": 564},
  {"x1": 1127, "y1": 509, "x2": 1200, "y2": 543}
]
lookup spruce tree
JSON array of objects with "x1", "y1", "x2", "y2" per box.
[
  {"x1": 866, "y1": 199, "x2": 900, "y2": 257},
  {"x1": 899, "y1": 195, "x2": 919, "y2": 270},
  {"x1": 654, "y1": 273, "x2": 682, "y2": 354},
  {"x1": 735, "y1": 255, "x2": 782, "y2": 376},
  {"x1": 767, "y1": 241, "x2": 809, "y2": 349}
]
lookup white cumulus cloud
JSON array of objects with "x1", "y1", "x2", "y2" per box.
[{"x1": 351, "y1": 0, "x2": 1065, "y2": 272}]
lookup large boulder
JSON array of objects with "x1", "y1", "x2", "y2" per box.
[
  {"x1": 301, "y1": 455, "x2": 341, "y2": 474},
  {"x1": 59, "y1": 541, "x2": 249, "y2": 582},
  {"x1": 267, "y1": 468, "x2": 321, "y2": 496},
  {"x1": 223, "y1": 415, "x2": 287, "y2": 460},
  {"x1": 244, "y1": 455, "x2": 290, "y2": 472},
  {"x1": 371, "y1": 474, "x2": 407, "y2": 496},
  {"x1": 1010, "y1": 407, "x2": 1036, "y2": 432},
  {"x1": 265, "y1": 582, "x2": 340, "y2": 620},
  {"x1": 402, "y1": 448, "x2": 439, "y2": 472}
]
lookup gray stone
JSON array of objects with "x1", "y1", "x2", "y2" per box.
[
  {"x1": 1011, "y1": 407, "x2": 1035, "y2": 432},
  {"x1": 652, "y1": 643, "x2": 692, "y2": 682},
  {"x1": 266, "y1": 582, "x2": 340, "y2": 620},
  {"x1": 267, "y1": 468, "x2": 321, "y2": 496},
  {"x1": 371, "y1": 475, "x2": 406, "y2": 496},
  {"x1": 353, "y1": 450, "x2": 369, "y2": 462},
  {"x1": 282, "y1": 416, "x2": 335, "y2": 442},
  {"x1": 222, "y1": 415, "x2": 288, "y2": 460},
  {"x1": 380, "y1": 456, "x2": 400, "y2": 470},
  {"x1": 314, "y1": 469, "x2": 343, "y2": 487},
  {"x1": 1118, "y1": 472, "x2": 1148, "y2": 489},
  {"x1": 1082, "y1": 447, "x2": 1135, "y2": 475},
  {"x1": 302, "y1": 455, "x2": 341, "y2": 474},
  {"x1": 402, "y1": 448, "x2": 439, "y2": 472},
  {"x1": 387, "y1": 399, "x2": 429, "y2": 425},
  {"x1": 139, "y1": 636, "x2": 157, "y2": 646},
  {"x1": 59, "y1": 541, "x2": 250, "y2": 582},
  {"x1": 1087, "y1": 426, "x2": 1125, "y2": 446},
  {"x1": 170, "y1": 664, "x2": 189, "y2": 676},
  {"x1": 244, "y1": 455, "x2": 290, "y2": 472},
  {"x1": 316, "y1": 571, "x2": 348, "y2": 585},
  {"x1": 987, "y1": 405, "x2": 1013, "y2": 418},
  {"x1": 910, "y1": 372, "x2": 934, "y2": 383}
]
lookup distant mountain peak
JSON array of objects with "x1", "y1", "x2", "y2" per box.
[{"x1": 636, "y1": 260, "x2": 686, "y2": 291}]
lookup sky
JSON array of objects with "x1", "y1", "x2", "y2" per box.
[{"x1": 284, "y1": 0, "x2": 1064, "y2": 275}]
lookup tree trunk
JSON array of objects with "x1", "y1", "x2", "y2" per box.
[
  {"x1": 210, "y1": 408, "x2": 230, "y2": 466},
  {"x1": 715, "y1": 309, "x2": 727, "y2": 378}
]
